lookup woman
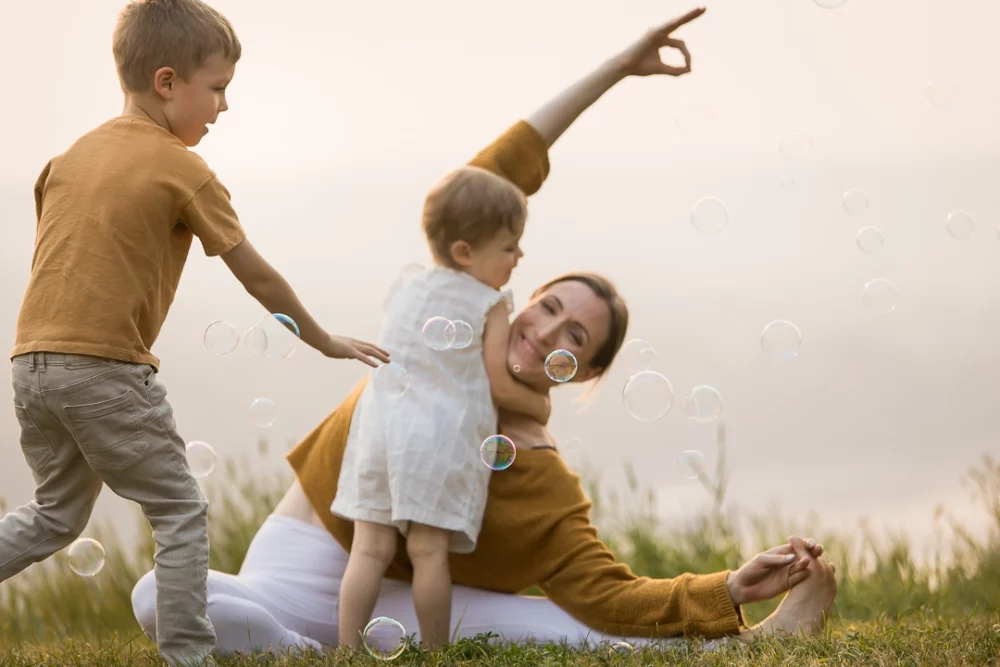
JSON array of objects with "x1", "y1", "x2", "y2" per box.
[{"x1": 133, "y1": 8, "x2": 837, "y2": 654}]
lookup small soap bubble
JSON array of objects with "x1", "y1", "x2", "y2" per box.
[
  {"x1": 690, "y1": 196, "x2": 729, "y2": 234},
  {"x1": 373, "y1": 363, "x2": 410, "y2": 398},
  {"x1": 609, "y1": 641, "x2": 634, "y2": 655},
  {"x1": 622, "y1": 371, "x2": 674, "y2": 422},
  {"x1": 450, "y1": 320, "x2": 475, "y2": 350},
  {"x1": 681, "y1": 385, "x2": 723, "y2": 423},
  {"x1": 945, "y1": 210, "x2": 974, "y2": 239},
  {"x1": 545, "y1": 349, "x2": 578, "y2": 383},
  {"x1": 674, "y1": 97, "x2": 716, "y2": 134},
  {"x1": 480, "y1": 435, "x2": 516, "y2": 471},
  {"x1": 678, "y1": 450, "x2": 707, "y2": 480},
  {"x1": 362, "y1": 616, "x2": 407, "y2": 661},
  {"x1": 856, "y1": 227, "x2": 884, "y2": 254},
  {"x1": 813, "y1": 0, "x2": 847, "y2": 8},
  {"x1": 926, "y1": 79, "x2": 960, "y2": 109},
  {"x1": 780, "y1": 176, "x2": 797, "y2": 192},
  {"x1": 564, "y1": 436, "x2": 582, "y2": 449},
  {"x1": 246, "y1": 314, "x2": 300, "y2": 360},
  {"x1": 67, "y1": 538, "x2": 105, "y2": 577},
  {"x1": 203, "y1": 321, "x2": 239, "y2": 355},
  {"x1": 422, "y1": 317, "x2": 456, "y2": 351},
  {"x1": 842, "y1": 189, "x2": 869, "y2": 217},
  {"x1": 862, "y1": 278, "x2": 898, "y2": 314},
  {"x1": 779, "y1": 127, "x2": 813, "y2": 160},
  {"x1": 186, "y1": 441, "x2": 217, "y2": 479},
  {"x1": 512, "y1": 364, "x2": 521, "y2": 373},
  {"x1": 620, "y1": 339, "x2": 657, "y2": 373},
  {"x1": 761, "y1": 320, "x2": 802, "y2": 361},
  {"x1": 249, "y1": 398, "x2": 278, "y2": 428}
]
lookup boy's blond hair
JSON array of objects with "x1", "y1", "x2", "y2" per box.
[
  {"x1": 113, "y1": 0, "x2": 241, "y2": 93},
  {"x1": 422, "y1": 166, "x2": 527, "y2": 268}
]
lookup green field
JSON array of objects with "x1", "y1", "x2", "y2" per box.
[{"x1": 2, "y1": 444, "x2": 998, "y2": 666}]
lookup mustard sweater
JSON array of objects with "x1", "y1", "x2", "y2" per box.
[{"x1": 287, "y1": 122, "x2": 743, "y2": 639}]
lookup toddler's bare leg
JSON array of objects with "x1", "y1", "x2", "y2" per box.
[
  {"x1": 338, "y1": 520, "x2": 398, "y2": 649},
  {"x1": 406, "y1": 523, "x2": 452, "y2": 649}
]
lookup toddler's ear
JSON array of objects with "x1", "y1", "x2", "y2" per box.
[{"x1": 449, "y1": 240, "x2": 473, "y2": 268}]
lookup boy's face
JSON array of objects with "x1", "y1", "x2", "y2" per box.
[
  {"x1": 467, "y1": 225, "x2": 524, "y2": 290},
  {"x1": 163, "y1": 54, "x2": 236, "y2": 147}
]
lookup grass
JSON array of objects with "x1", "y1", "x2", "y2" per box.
[{"x1": 1, "y1": 434, "x2": 998, "y2": 665}]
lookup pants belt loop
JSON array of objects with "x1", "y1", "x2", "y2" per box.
[{"x1": 27, "y1": 354, "x2": 35, "y2": 370}]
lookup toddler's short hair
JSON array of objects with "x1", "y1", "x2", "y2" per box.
[
  {"x1": 422, "y1": 166, "x2": 527, "y2": 268},
  {"x1": 113, "y1": 0, "x2": 241, "y2": 93}
]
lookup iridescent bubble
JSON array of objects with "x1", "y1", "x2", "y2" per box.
[
  {"x1": 842, "y1": 189, "x2": 869, "y2": 217},
  {"x1": 946, "y1": 210, "x2": 974, "y2": 240},
  {"x1": 926, "y1": 79, "x2": 960, "y2": 109},
  {"x1": 690, "y1": 196, "x2": 729, "y2": 235},
  {"x1": 545, "y1": 349, "x2": 578, "y2": 383},
  {"x1": 678, "y1": 450, "x2": 707, "y2": 480},
  {"x1": 246, "y1": 314, "x2": 301, "y2": 360},
  {"x1": 451, "y1": 320, "x2": 474, "y2": 350},
  {"x1": 67, "y1": 538, "x2": 105, "y2": 577},
  {"x1": 249, "y1": 398, "x2": 278, "y2": 428},
  {"x1": 622, "y1": 371, "x2": 674, "y2": 422},
  {"x1": 620, "y1": 339, "x2": 657, "y2": 374},
  {"x1": 203, "y1": 321, "x2": 239, "y2": 355},
  {"x1": 856, "y1": 227, "x2": 884, "y2": 254},
  {"x1": 779, "y1": 127, "x2": 813, "y2": 160},
  {"x1": 480, "y1": 435, "x2": 516, "y2": 471},
  {"x1": 674, "y1": 97, "x2": 716, "y2": 134},
  {"x1": 422, "y1": 317, "x2": 456, "y2": 351},
  {"x1": 362, "y1": 616, "x2": 407, "y2": 661},
  {"x1": 862, "y1": 278, "x2": 898, "y2": 314},
  {"x1": 373, "y1": 363, "x2": 410, "y2": 398},
  {"x1": 681, "y1": 385, "x2": 723, "y2": 423},
  {"x1": 512, "y1": 364, "x2": 521, "y2": 373},
  {"x1": 761, "y1": 320, "x2": 802, "y2": 361},
  {"x1": 186, "y1": 441, "x2": 217, "y2": 479},
  {"x1": 609, "y1": 641, "x2": 634, "y2": 655},
  {"x1": 813, "y1": 0, "x2": 847, "y2": 8}
]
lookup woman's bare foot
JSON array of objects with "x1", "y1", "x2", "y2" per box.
[{"x1": 753, "y1": 554, "x2": 837, "y2": 638}]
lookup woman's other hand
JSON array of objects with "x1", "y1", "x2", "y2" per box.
[
  {"x1": 614, "y1": 7, "x2": 706, "y2": 78},
  {"x1": 726, "y1": 536, "x2": 826, "y2": 607}
]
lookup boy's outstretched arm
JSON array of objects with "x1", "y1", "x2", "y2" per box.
[
  {"x1": 526, "y1": 7, "x2": 706, "y2": 149},
  {"x1": 221, "y1": 239, "x2": 390, "y2": 367}
]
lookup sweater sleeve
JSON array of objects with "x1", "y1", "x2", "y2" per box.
[
  {"x1": 539, "y1": 488, "x2": 743, "y2": 638},
  {"x1": 467, "y1": 121, "x2": 551, "y2": 195}
]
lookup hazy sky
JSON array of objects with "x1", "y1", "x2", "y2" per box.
[{"x1": 1, "y1": 0, "x2": 998, "y2": 561}]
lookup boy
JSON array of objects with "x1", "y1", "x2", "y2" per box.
[{"x1": 1, "y1": 1, "x2": 387, "y2": 665}]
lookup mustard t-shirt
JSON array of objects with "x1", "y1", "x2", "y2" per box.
[{"x1": 11, "y1": 114, "x2": 246, "y2": 369}]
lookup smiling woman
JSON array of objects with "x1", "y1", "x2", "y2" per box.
[{"x1": 131, "y1": 6, "x2": 837, "y2": 655}]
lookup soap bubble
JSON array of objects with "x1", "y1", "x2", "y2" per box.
[
  {"x1": 779, "y1": 127, "x2": 813, "y2": 160},
  {"x1": 249, "y1": 398, "x2": 278, "y2": 428},
  {"x1": 203, "y1": 321, "x2": 239, "y2": 355},
  {"x1": 622, "y1": 371, "x2": 674, "y2": 422},
  {"x1": 690, "y1": 196, "x2": 730, "y2": 234},
  {"x1": 761, "y1": 320, "x2": 802, "y2": 361},
  {"x1": 544, "y1": 349, "x2": 578, "y2": 383},
  {"x1": 681, "y1": 385, "x2": 723, "y2": 423},
  {"x1": 450, "y1": 320, "x2": 475, "y2": 349},
  {"x1": 856, "y1": 227, "x2": 884, "y2": 254},
  {"x1": 945, "y1": 211, "x2": 974, "y2": 239},
  {"x1": 926, "y1": 79, "x2": 960, "y2": 109},
  {"x1": 373, "y1": 363, "x2": 410, "y2": 398},
  {"x1": 678, "y1": 450, "x2": 707, "y2": 480},
  {"x1": 67, "y1": 538, "x2": 105, "y2": 577},
  {"x1": 609, "y1": 640, "x2": 634, "y2": 655},
  {"x1": 842, "y1": 189, "x2": 869, "y2": 217},
  {"x1": 422, "y1": 317, "x2": 456, "y2": 351},
  {"x1": 246, "y1": 314, "x2": 300, "y2": 360},
  {"x1": 862, "y1": 278, "x2": 898, "y2": 314},
  {"x1": 813, "y1": 0, "x2": 847, "y2": 8},
  {"x1": 362, "y1": 616, "x2": 407, "y2": 661},
  {"x1": 480, "y1": 435, "x2": 516, "y2": 471},
  {"x1": 186, "y1": 441, "x2": 217, "y2": 479},
  {"x1": 780, "y1": 176, "x2": 797, "y2": 192},
  {"x1": 620, "y1": 339, "x2": 657, "y2": 373}
]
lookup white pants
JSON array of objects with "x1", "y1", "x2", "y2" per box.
[{"x1": 132, "y1": 515, "x2": 715, "y2": 654}]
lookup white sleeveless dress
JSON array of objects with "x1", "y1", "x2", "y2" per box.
[{"x1": 331, "y1": 266, "x2": 512, "y2": 553}]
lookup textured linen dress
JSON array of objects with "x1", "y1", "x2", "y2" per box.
[{"x1": 331, "y1": 266, "x2": 511, "y2": 553}]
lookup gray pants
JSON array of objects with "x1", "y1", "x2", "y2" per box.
[{"x1": 2, "y1": 352, "x2": 215, "y2": 666}]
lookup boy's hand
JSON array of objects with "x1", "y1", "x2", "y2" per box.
[{"x1": 319, "y1": 335, "x2": 391, "y2": 367}]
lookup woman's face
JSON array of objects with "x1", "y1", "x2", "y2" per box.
[{"x1": 507, "y1": 280, "x2": 613, "y2": 391}]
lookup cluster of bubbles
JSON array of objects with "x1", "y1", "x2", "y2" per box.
[{"x1": 204, "y1": 313, "x2": 302, "y2": 359}]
